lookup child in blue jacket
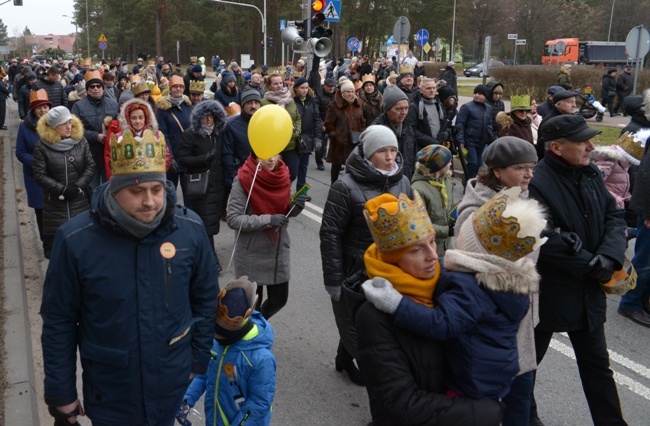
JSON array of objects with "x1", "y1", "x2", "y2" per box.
[{"x1": 180, "y1": 276, "x2": 276, "y2": 425}]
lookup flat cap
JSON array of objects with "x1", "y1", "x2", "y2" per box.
[{"x1": 540, "y1": 115, "x2": 601, "y2": 142}]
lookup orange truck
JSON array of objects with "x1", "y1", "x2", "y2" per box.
[{"x1": 542, "y1": 38, "x2": 629, "y2": 66}]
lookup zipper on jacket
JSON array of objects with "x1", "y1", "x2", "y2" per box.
[
  {"x1": 65, "y1": 155, "x2": 71, "y2": 218},
  {"x1": 166, "y1": 262, "x2": 174, "y2": 306},
  {"x1": 214, "y1": 347, "x2": 231, "y2": 426}
]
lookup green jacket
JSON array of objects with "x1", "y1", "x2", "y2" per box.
[
  {"x1": 411, "y1": 170, "x2": 455, "y2": 257},
  {"x1": 261, "y1": 98, "x2": 301, "y2": 152}
]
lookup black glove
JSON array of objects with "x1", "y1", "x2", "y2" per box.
[
  {"x1": 204, "y1": 149, "x2": 216, "y2": 163},
  {"x1": 270, "y1": 214, "x2": 288, "y2": 228},
  {"x1": 62, "y1": 185, "x2": 81, "y2": 201},
  {"x1": 560, "y1": 231, "x2": 583, "y2": 255},
  {"x1": 448, "y1": 224, "x2": 455, "y2": 237},
  {"x1": 313, "y1": 138, "x2": 323, "y2": 152},
  {"x1": 436, "y1": 130, "x2": 450, "y2": 144},
  {"x1": 288, "y1": 195, "x2": 307, "y2": 217},
  {"x1": 587, "y1": 254, "x2": 616, "y2": 283}
]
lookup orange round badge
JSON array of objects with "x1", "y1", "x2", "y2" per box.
[{"x1": 160, "y1": 242, "x2": 176, "y2": 259}]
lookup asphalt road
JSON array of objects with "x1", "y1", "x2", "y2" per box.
[{"x1": 3, "y1": 82, "x2": 649, "y2": 425}]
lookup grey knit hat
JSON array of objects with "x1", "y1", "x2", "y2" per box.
[
  {"x1": 382, "y1": 85, "x2": 409, "y2": 112},
  {"x1": 361, "y1": 125, "x2": 398, "y2": 158},
  {"x1": 482, "y1": 136, "x2": 538, "y2": 169},
  {"x1": 240, "y1": 88, "x2": 262, "y2": 106},
  {"x1": 109, "y1": 172, "x2": 167, "y2": 194}
]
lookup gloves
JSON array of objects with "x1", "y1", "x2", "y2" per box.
[
  {"x1": 587, "y1": 254, "x2": 616, "y2": 283},
  {"x1": 436, "y1": 130, "x2": 450, "y2": 144},
  {"x1": 176, "y1": 401, "x2": 192, "y2": 426},
  {"x1": 269, "y1": 214, "x2": 288, "y2": 228},
  {"x1": 448, "y1": 224, "x2": 455, "y2": 238},
  {"x1": 204, "y1": 149, "x2": 215, "y2": 163},
  {"x1": 62, "y1": 185, "x2": 82, "y2": 201},
  {"x1": 288, "y1": 195, "x2": 307, "y2": 218},
  {"x1": 361, "y1": 277, "x2": 403, "y2": 315},
  {"x1": 560, "y1": 231, "x2": 583, "y2": 255},
  {"x1": 326, "y1": 285, "x2": 341, "y2": 302},
  {"x1": 314, "y1": 138, "x2": 323, "y2": 152}
]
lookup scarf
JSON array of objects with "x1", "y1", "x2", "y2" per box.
[
  {"x1": 203, "y1": 124, "x2": 214, "y2": 135},
  {"x1": 264, "y1": 87, "x2": 293, "y2": 108},
  {"x1": 168, "y1": 94, "x2": 185, "y2": 107},
  {"x1": 237, "y1": 156, "x2": 291, "y2": 245},
  {"x1": 364, "y1": 158, "x2": 399, "y2": 176},
  {"x1": 428, "y1": 178, "x2": 448, "y2": 208},
  {"x1": 364, "y1": 244, "x2": 440, "y2": 307},
  {"x1": 102, "y1": 187, "x2": 166, "y2": 239},
  {"x1": 358, "y1": 89, "x2": 382, "y2": 108},
  {"x1": 46, "y1": 137, "x2": 80, "y2": 152}
]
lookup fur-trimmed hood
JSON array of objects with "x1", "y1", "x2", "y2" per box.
[
  {"x1": 290, "y1": 85, "x2": 315, "y2": 99},
  {"x1": 156, "y1": 94, "x2": 192, "y2": 111},
  {"x1": 496, "y1": 111, "x2": 531, "y2": 130},
  {"x1": 118, "y1": 97, "x2": 158, "y2": 133},
  {"x1": 36, "y1": 114, "x2": 85, "y2": 144},
  {"x1": 189, "y1": 100, "x2": 227, "y2": 136},
  {"x1": 590, "y1": 145, "x2": 622, "y2": 162},
  {"x1": 644, "y1": 88, "x2": 650, "y2": 121}
]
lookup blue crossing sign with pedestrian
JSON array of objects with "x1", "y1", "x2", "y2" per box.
[
  {"x1": 347, "y1": 37, "x2": 361, "y2": 52},
  {"x1": 280, "y1": 19, "x2": 286, "y2": 30},
  {"x1": 324, "y1": 0, "x2": 341, "y2": 23},
  {"x1": 416, "y1": 29, "x2": 429, "y2": 46}
]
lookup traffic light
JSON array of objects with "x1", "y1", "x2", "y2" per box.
[
  {"x1": 267, "y1": 37, "x2": 274, "y2": 48},
  {"x1": 310, "y1": 0, "x2": 332, "y2": 39}
]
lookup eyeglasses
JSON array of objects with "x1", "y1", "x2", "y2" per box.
[
  {"x1": 88, "y1": 84, "x2": 103, "y2": 89},
  {"x1": 510, "y1": 165, "x2": 536, "y2": 173}
]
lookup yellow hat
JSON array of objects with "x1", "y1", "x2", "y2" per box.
[
  {"x1": 150, "y1": 85, "x2": 162, "y2": 103},
  {"x1": 364, "y1": 191, "x2": 435, "y2": 253},
  {"x1": 109, "y1": 129, "x2": 166, "y2": 176}
]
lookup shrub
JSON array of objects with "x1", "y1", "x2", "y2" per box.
[{"x1": 491, "y1": 65, "x2": 650, "y2": 102}]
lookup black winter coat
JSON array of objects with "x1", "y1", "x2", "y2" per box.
[
  {"x1": 486, "y1": 82, "x2": 505, "y2": 132},
  {"x1": 441, "y1": 66, "x2": 457, "y2": 94},
  {"x1": 600, "y1": 74, "x2": 617, "y2": 99},
  {"x1": 177, "y1": 101, "x2": 228, "y2": 235},
  {"x1": 34, "y1": 77, "x2": 68, "y2": 108},
  {"x1": 406, "y1": 92, "x2": 445, "y2": 150},
  {"x1": 71, "y1": 95, "x2": 120, "y2": 172},
  {"x1": 32, "y1": 115, "x2": 96, "y2": 236},
  {"x1": 356, "y1": 300, "x2": 503, "y2": 426},
  {"x1": 222, "y1": 113, "x2": 252, "y2": 186},
  {"x1": 528, "y1": 154, "x2": 626, "y2": 332},
  {"x1": 455, "y1": 100, "x2": 495, "y2": 148},
  {"x1": 616, "y1": 71, "x2": 634, "y2": 97},
  {"x1": 294, "y1": 93, "x2": 323, "y2": 154},
  {"x1": 536, "y1": 98, "x2": 555, "y2": 119},
  {"x1": 18, "y1": 82, "x2": 35, "y2": 119},
  {"x1": 536, "y1": 106, "x2": 564, "y2": 160},
  {"x1": 320, "y1": 146, "x2": 411, "y2": 290},
  {"x1": 373, "y1": 113, "x2": 418, "y2": 179},
  {"x1": 315, "y1": 90, "x2": 335, "y2": 121}
]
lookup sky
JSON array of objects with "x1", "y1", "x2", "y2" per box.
[{"x1": 2, "y1": 0, "x2": 76, "y2": 37}]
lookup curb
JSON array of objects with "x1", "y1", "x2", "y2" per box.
[{"x1": 2, "y1": 117, "x2": 39, "y2": 424}]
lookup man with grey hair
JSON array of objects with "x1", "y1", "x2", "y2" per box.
[{"x1": 406, "y1": 78, "x2": 447, "y2": 149}]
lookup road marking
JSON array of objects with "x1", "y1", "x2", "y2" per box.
[
  {"x1": 301, "y1": 209, "x2": 322, "y2": 224},
  {"x1": 550, "y1": 337, "x2": 650, "y2": 401},
  {"x1": 305, "y1": 202, "x2": 324, "y2": 214}
]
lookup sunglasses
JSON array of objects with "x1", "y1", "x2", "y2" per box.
[{"x1": 88, "y1": 84, "x2": 103, "y2": 89}]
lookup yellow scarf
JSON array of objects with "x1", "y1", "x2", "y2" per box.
[
  {"x1": 364, "y1": 244, "x2": 440, "y2": 307},
  {"x1": 428, "y1": 178, "x2": 448, "y2": 208}
]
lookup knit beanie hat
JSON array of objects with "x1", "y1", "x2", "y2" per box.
[
  {"x1": 437, "y1": 85, "x2": 456, "y2": 101},
  {"x1": 382, "y1": 85, "x2": 409, "y2": 112},
  {"x1": 26, "y1": 71, "x2": 37, "y2": 82},
  {"x1": 240, "y1": 88, "x2": 262, "y2": 105},
  {"x1": 222, "y1": 71, "x2": 236, "y2": 84},
  {"x1": 339, "y1": 79, "x2": 355, "y2": 93},
  {"x1": 416, "y1": 145, "x2": 452, "y2": 173},
  {"x1": 364, "y1": 191, "x2": 436, "y2": 264},
  {"x1": 215, "y1": 276, "x2": 258, "y2": 341},
  {"x1": 75, "y1": 80, "x2": 86, "y2": 96},
  {"x1": 46, "y1": 106, "x2": 72, "y2": 128},
  {"x1": 191, "y1": 64, "x2": 202, "y2": 73},
  {"x1": 84, "y1": 70, "x2": 104, "y2": 88},
  {"x1": 483, "y1": 136, "x2": 538, "y2": 170},
  {"x1": 294, "y1": 77, "x2": 308, "y2": 88},
  {"x1": 361, "y1": 125, "x2": 398, "y2": 158},
  {"x1": 455, "y1": 187, "x2": 547, "y2": 261},
  {"x1": 473, "y1": 84, "x2": 489, "y2": 97}
]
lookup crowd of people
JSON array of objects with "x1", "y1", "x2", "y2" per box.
[{"x1": 0, "y1": 51, "x2": 649, "y2": 426}]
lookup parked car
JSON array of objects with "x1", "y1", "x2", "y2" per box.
[{"x1": 464, "y1": 61, "x2": 505, "y2": 77}]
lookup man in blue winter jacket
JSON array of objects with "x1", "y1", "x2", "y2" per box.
[{"x1": 41, "y1": 130, "x2": 219, "y2": 426}]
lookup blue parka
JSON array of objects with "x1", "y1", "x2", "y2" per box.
[
  {"x1": 41, "y1": 182, "x2": 219, "y2": 426},
  {"x1": 184, "y1": 312, "x2": 276, "y2": 426},
  {"x1": 15, "y1": 111, "x2": 44, "y2": 209},
  {"x1": 394, "y1": 255, "x2": 537, "y2": 400},
  {"x1": 222, "y1": 113, "x2": 252, "y2": 187},
  {"x1": 157, "y1": 95, "x2": 193, "y2": 173},
  {"x1": 455, "y1": 100, "x2": 496, "y2": 148}
]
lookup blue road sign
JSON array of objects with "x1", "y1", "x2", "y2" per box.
[
  {"x1": 324, "y1": 0, "x2": 341, "y2": 23},
  {"x1": 98, "y1": 41, "x2": 107, "y2": 50},
  {"x1": 347, "y1": 37, "x2": 361, "y2": 52},
  {"x1": 280, "y1": 19, "x2": 286, "y2": 31},
  {"x1": 416, "y1": 29, "x2": 429, "y2": 46}
]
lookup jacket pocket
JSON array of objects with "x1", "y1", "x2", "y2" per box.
[{"x1": 80, "y1": 340, "x2": 130, "y2": 367}]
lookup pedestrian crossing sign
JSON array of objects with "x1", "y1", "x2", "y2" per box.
[{"x1": 324, "y1": 0, "x2": 341, "y2": 23}]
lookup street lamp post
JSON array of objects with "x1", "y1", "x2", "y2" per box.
[
  {"x1": 85, "y1": 0, "x2": 90, "y2": 58},
  {"x1": 450, "y1": 0, "x2": 457, "y2": 62},
  {"x1": 607, "y1": 0, "x2": 616, "y2": 42},
  {"x1": 63, "y1": 14, "x2": 77, "y2": 57},
  {"x1": 209, "y1": 0, "x2": 267, "y2": 65}
]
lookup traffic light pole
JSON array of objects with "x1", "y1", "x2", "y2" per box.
[{"x1": 210, "y1": 0, "x2": 267, "y2": 65}]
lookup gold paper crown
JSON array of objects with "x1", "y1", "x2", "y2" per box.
[
  {"x1": 190, "y1": 56, "x2": 198, "y2": 63},
  {"x1": 216, "y1": 276, "x2": 258, "y2": 332},
  {"x1": 84, "y1": 70, "x2": 102, "y2": 83},
  {"x1": 169, "y1": 75, "x2": 185, "y2": 88},
  {"x1": 131, "y1": 81, "x2": 151, "y2": 96},
  {"x1": 362, "y1": 74, "x2": 376, "y2": 84},
  {"x1": 616, "y1": 131, "x2": 644, "y2": 163},
  {"x1": 364, "y1": 191, "x2": 435, "y2": 252},
  {"x1": 109, "y1": 129, "x2": 167, "y2": 176},
  {"x1": 29, "y1": 88, "x2": 50, "y2": 105},
  {"x1": 471, "y1": 189, "x2": 538, "y2": 260},
  {"x1": 400, "y1": 65, "x2": 415, "y2": 75},
  {"x1": 189, "y1": 80, "x2": 206, "y2": 94},
  {"x1": 510, "y1": 95, "x2": 532, "y2": 111}
]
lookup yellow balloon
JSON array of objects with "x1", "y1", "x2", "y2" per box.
[{"x1": 248, "y1": 104, "x2": 293, "y2": 160}]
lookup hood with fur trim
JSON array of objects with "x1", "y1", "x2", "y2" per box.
[
  {"x1": 590, "y1": 145, "x2": 622, "y2": 163},
  {"x1": 36, "y1": 114, "x2": 85, "y2": 144},
  {"x1": 118, "y1": 97, "x2": 159, "y2": 133},
  {"x1": 189, "y1": 100, "x2": 227, "y2": 137},
  {"x1": 496, "y1": 111, "x2": 531, "y2": 130},
  {"x1": 156, "y1": 94, "x2": 192, "y2": 111},
  {"x1": 644, "y1": 88, "x2": 650, "y2": 121}
]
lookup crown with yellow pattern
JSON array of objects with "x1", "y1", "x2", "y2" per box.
[
  {"x1": 470, "y1": 187, "x2": 545, "y2": 261},
  {"x1": 364, "y1": 190, "x2": 435, "y2": 252},
  {"x1": 131, "y1": 80, "x2": 151, "y2": 96},
  {"x1": 189, "y1": 80, "x2": 206, "y2": 94},
  {"x1": 109, "y1": 129, "x2": 166, "y2": 176},
  {"x1": 614, "y1": 131, "x2": 646, "y2": 166}
]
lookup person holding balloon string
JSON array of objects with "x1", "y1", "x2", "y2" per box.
[
  {"x1": 261, "y1": 72, "x2": 302, "y2": 184},
  {"x1": 226, "y1": 104, "x2": 309, "y2": 319}
]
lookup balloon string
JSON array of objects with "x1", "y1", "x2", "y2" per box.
[{"x1": 226, "y1": 162, "x2": 261, "y2": 272}]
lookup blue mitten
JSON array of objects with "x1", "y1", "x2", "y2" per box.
[{"x1": 361, "y1": 277, "x2": 402, "y2": 314}]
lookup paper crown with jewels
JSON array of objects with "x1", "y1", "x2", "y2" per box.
[
  {"x1": 363, "y1": 191, "x2": 435, "y2": 252},
  {"x1": 468, "y1": 187, "x2": 547, "y2": 261},
  {"x1": 109, "y1": 129, "x2": 166, "y2": 176},
  {"x1": 189, "y1": 80, "x2": 206, "y2": 94},
  {"x1": 614, "y1": 130, "x2": 649, "y2": 166}
]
